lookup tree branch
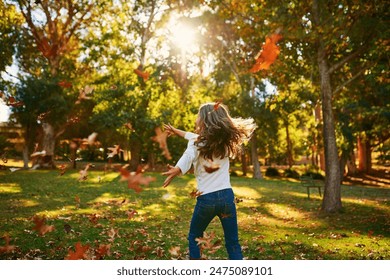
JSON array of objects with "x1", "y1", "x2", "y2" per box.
[
  {"x1": 328, "y1": 45, "x2": 367, "y2": 74},
  {"x1": 332, "y1": 68, "x2": 365, "y2": 95}
]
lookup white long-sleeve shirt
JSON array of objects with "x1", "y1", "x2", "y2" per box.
[{"x1": 175, "y1": 132, "x2": 232, "y2": 195}]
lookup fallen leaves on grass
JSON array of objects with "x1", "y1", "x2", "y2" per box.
[{"x1": 32, "y1": 216, "x2": 55, "y2": 236}]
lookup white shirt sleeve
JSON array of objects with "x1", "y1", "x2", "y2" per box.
[{"x1": 175, "y1": 132, "x2": 199, "y2": 174}]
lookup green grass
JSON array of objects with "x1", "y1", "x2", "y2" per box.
[{"x1": 0, "y1": 167, "x2": 389, "y2": 260}]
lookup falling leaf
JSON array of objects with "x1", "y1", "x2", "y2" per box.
[
  {"x1": 37, "y1": 111, "x2": 51, "y2": 121},
  {"x1": 107, "y1": 145, "x2": 123, "y2": 158},
  {"x1": 0, "y1": 234, "x2": 16, "y2": 254},
  {"x1": 58, "y1": 80, "x2": 72, "y2": 88},
  {"x1": 75, "y1": 85, "x2": 94, "y2": 104},
  {"x1": 195, "y1": 231, "x2": 222, "y2": 254},
  {"x1": 32, "y1": 215, "x2": 55, "y2": 236},
  {"x1": 123, "y1": 122, "x2": 133, "y2": 130},
  {"x1": 65, "y1": 242, "x2": 90, "y2": 260},
  {"x1": 78, "y1": 163, "x2": 93, "y2": 181},
  {"x1": 119, "y1": 165, "x2": 156, "y2": 193},
  {"x1": 82, "y1": 132, "x2": 98, "y2": 146},
  {"x1": 151, "y1": 127, "x2": 172, "y2": 160},
  {"x1": 58, "y1": 164, "x2": 68, "y2": 176},
  {"x1": 30, "y1": 150, "x2": 46, "y2": 158},
  {"x1": 235, "y1": 197, "x2": 243, "y2": 204},
  {"x1": 203, "y1": 160, "x2": 220, "y2": 173},
  {"x1": 189, "y1": 190, "x2": 203, "y2": 199},
  {"x1": 134, "y1": 67, "x2": 150, "y2": 81},
  {"x1": 213, "y1": 100, "x2": 222, "y2": 111},
  {"x1": 249, "y1": 33, "x2": 282, "y2": 72},
  {"x1": 7, "y1": 96, "x2": 24, "y2": 107},
  {"x1": 9, "y1": 167, "x2": 21, "y2": 172}
]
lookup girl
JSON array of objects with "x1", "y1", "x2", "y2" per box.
[{"x1": 162, "y1": 102, "x2": 256, "y2": 260}]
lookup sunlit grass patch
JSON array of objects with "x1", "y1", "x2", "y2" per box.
[{"x1": 0, "y1": 183, "x2": 21, "y2": 193}]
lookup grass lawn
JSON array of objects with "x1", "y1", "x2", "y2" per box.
[{"x1": 0, "y1": 164, "x2": 389, "y2": 260}]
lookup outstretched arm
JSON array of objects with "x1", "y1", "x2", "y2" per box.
[{"x1": 163, "y1": 123, "x2": 186, "y2": 138}]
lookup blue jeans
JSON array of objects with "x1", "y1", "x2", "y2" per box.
[{"x1": 188, "y1": 188, "x2": 243, "y2": 260}]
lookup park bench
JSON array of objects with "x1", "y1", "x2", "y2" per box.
[{"x1": 300, "y1": 176, "x2": 323, "y2": 199}]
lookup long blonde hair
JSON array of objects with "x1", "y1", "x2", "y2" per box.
[{"x1": 195, "y1": 102, "x2": 257, "y2": 160}]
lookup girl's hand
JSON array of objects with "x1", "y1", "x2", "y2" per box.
[
  {"x1": 163, "y1": 123, "x2": 186, "y2": 138},
  {"x1": 163, "y1": 123, "x2": 176, "y2": 137},
  {"x1": 162, "y1": 164, "x2": 182, "y2": 188}
]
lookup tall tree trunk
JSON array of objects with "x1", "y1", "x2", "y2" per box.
[
  {"x1": 285, "y1": 120, "x2": 293, "y2": 168},
  {"x1": 129, "y1": 135, "x2": 142, "y2": 171},
  {"x1": 251, "y1": 137, "x2": 262, "y2": 179},
  {"x1": 358, "y1": 135, "x2": 372, "y2": 173},
  {"x1": 346, "y1": 149, "x2": 358, "y2": 176},
  {"x1": 313, "y1": 0, "x2": 342, "y2": 213},
  {"x1": 314, "y1": 102, "x2": 325, "y2": 170},
  {"x1": 38, "y1": 122, "x2": 56, "y2": 168}
]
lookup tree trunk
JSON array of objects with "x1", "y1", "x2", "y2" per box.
[
  {"x1": 285, "y1": 120, "x2": 293, "y2": 168},
  {"x1": 38, "y1": 122, "x2": 56, "y2": 168},
  {"x1": 129, "y1": 135, "x2": 142, "y2": 171},
  {"x1": 314, "y1": 102, "x2": 325, "y2": 170},
  {"x1": 358, "y1": 135, "x2": 372, "y2": 173},
  {"x1": 251, "y1": 137, "x2": 262, "y2": 179},
  {"x1": 313, "y1": 0, "x2": 342, "y2": 213},
  {"x1": 346, "y1": 151, "x2": 358, "y2": 176}
]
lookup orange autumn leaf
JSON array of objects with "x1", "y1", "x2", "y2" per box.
[
  {"x1": 32, "y1": 215, "x2": 55, "y2": 236},
  {"x1": 58, "y1": 80, "x2": 72, "y2": 88},
  {"x1": 107, "y1": 145, "x2": 124, "y2": 158},
  {"x1": 189, "y1": 189, "x2": 203, "y2": 199},
  {"x1": 75, "y1": 85, "x2": 93, "y2": 104},
  {"x1": 7, "y1": 96, "x2": 24, "y2": 107},
  {"x1": 65, "y1": 242, "x2": 90, "y2": 260},
  {"x1": 134, "y1": 67, "x2": 150, "y2": 81},
  {"x1": 78, "y1": 163, "x2": 94, "y2": 181},
  {"x1": 119, "y1": 165, "x2": 156, "y2": 193},
  {"x1": 249, "y1": 33, "x2": 282, "y2": 72},
  {"x1": 151, "y1": 127, "x2": 172, "y2": 160},
  {"x1": 203, "y1": 160, "x2": 220, "y2": 173},
  {"x1": 94, "y1": 244, "x2": 111, "y2": 260},
  {"x1": 0, "y1": 234, "x2": 16, "y2": 254}
]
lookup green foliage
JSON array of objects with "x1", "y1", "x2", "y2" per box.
[{"x1": 0, "y1": 1, "x2": 22, "y2": 74}]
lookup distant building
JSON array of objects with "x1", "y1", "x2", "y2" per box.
[{"x1": 0, "y1": 122, "x2": 25, "y2": 152}]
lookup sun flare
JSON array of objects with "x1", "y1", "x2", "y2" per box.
[{"x1": 169, "y1": 23, "x2": 197, "y2": 51}]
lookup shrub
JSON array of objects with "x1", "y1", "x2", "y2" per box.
[
  {"x1": 265, "y1": 167, "x2": 280, "y2": 177},
  {"x1": 284, "y1": 168, "x2": 300, "y2": 179}
]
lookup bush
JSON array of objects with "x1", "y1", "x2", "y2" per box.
[
  {"x1": 265, "y1": 167, "x2": 280, "y2": 177},
  {"x1": 284, "y1": 168, "x2": 300, "y2": 179},
  {"x1": 302, "y1": 171, "x2": 325, "y2": 180}
]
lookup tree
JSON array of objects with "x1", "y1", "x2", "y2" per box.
[{"x1": 14, "y1": 0, "x2": 97, "y2": 168}]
